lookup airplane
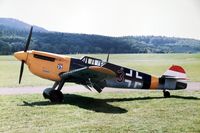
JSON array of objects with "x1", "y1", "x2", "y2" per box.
[{"x1": 14, "y1": 27, "x2": 188, "y2": 103}]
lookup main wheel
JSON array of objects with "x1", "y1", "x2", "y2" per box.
[
  {"x1": 49, "y1": 90, "x2": 64, "y2": 103},
  {"x1": 163, "y1": 90, "x2": 170, "y2": 98},
  {"x1": 43, "y1": 88, "x2": 53, "y2": 99}
]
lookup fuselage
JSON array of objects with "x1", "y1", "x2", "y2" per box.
[{"x1": 14, "y1": 50, "x2": 187, "y2": 90}]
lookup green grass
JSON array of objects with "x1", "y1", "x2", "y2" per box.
[
  {"x1": 0, "y1": 91, "x2": 200, "y2": 132},
  {"x1": 0, "y1": 54, "x2": 200, "y2": 87}
]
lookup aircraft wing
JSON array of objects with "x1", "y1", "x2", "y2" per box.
[{"x1": 60, "y1": 66, "x2": 116, "y2": 92}]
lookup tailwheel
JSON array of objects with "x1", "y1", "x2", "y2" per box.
[
  {"x1": 49, "y1": 90, "x2": 64, "y2": 103},
  {"x1": 163, "y1": 90, "x2": 170, "y2": 98}
]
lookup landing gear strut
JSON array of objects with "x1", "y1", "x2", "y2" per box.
[
  {"x1": 163, "y1": 90, "x2": 170, "y2": 98},
  {"x1": 43, "y1": 80, "x2": 65, "y2": 103}
]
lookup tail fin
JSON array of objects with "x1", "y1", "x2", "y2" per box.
[{"x1": 163, "y1": 65, "x2": 187, "y2": 80}]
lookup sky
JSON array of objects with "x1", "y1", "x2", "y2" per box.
[{"x1": 0, "y1": 0, "x2": 200, "y2": 39}]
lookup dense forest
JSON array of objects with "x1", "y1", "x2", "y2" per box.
[{"x1": 0, "y1": 18, "x2": 200, "y2": 55}]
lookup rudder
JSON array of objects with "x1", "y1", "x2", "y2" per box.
[{"x1": 163, "y1": 65, "x2": 187, "y2": 80}]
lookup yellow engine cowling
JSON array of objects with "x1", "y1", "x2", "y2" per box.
[{"x1": 26, "y1": 50, "x2": 71, "y2": 81}]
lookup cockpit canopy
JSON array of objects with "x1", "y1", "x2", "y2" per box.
[{"x1": 81, "y1": 56, "x2": 105, "y2": 66}]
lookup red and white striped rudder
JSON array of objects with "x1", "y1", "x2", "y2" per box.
[{"x1": 163, "y1": 65, "x2": 187, "y2": 80}]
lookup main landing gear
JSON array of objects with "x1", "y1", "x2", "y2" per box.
[
  {"x1": 163, "y1": 90, "x2": 170, "y2": 98},
  {"x1": 43, "y1": 80, "x2": 65, "y2": 103}
]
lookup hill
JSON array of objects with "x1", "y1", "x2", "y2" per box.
[
  {"x1": 0, "y1": 18, "x2": 48, "y2": 32},
  {"x1": 0, "y1": 18, "x2": 200, "y2": 55}
]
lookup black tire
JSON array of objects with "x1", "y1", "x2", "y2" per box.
[
  {"x1": 49, "y1": 90, "x2": 64, "y2": 103},
  {"x1": 163, "y1": 91, "x2": 170, "y2": 98},
  {"x1": 43, "y1": 88, "x2": 53, "y2": 99}
]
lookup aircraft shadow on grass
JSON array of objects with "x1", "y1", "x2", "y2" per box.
[{"x1": 21, "y1": 94, "x2": 200, "y2": 114}]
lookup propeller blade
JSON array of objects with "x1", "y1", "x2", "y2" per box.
[
  {"x1": 106, "y1": 52, "x2": 110, "y2": 62},
  {"x1": 24, "y1": 26, "x2": 33, "y2": 52},
  {"x1": 19, "y1": 61, "x2": 25, "y2": 84},
  {"x1": 18, "y1": 26, "x2": 33, "y2": 84}
]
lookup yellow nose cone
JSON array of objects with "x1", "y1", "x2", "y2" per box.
[{"x1": 14, "y1": 51, "x2": 28, "y2": 61}]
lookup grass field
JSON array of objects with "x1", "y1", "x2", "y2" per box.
[
  {"x1": 0, "y1": 91, "x2": 200, "y2": 132},
  {"x1": 0, "y1": 54, "x2": 200, "y2": 87},
  {"x1": 0, "y1": 54, "x2": 200, "y2": 132}
]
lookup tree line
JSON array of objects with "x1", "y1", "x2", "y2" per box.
[{"x1": 0, "y1": 25, "x2": 200, "y2": 55}]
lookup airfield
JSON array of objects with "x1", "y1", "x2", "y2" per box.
[
  {"x1": 0, "y1": 54, "x2": 200, "y2": 132},
  {"x1": 0, "y1": 82, "x2": 199, "y2": 95}
]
